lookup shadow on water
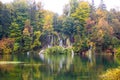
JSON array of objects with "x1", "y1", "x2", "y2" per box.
[{"x1": 0, "y1": 50, "x2": 119, "y2": 80}]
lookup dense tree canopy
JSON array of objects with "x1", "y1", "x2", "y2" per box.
[{"x1": 0, "y1": 0, "x2": 120, "y2": 54}]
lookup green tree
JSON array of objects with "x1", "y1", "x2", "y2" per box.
[
  {"x1": 43, "y1": 10, "x2": 54, "y2": 33},
  {"x1": 0, "y1": 2, "x2": 11, "y2": 38},
  {"x1": 32, "y1": 31, "x2": 41, "y2": 50},
  {"x1": 71, "y1": 1, "x2": 90, "y2": 53},
  {"x1": 71, "y1": 1, "x2": 90, "y2": 24},
  {"x1": 23, "y1": 20, "x2": 33, "y2": 51}
]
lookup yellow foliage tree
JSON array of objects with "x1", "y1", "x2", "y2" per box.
[
  {"x1": 71, "y1": 1, "x2": 90, "y2": 23},
  {"x1": 43, "y1": 10, "x2": 54, "y2": 33}
]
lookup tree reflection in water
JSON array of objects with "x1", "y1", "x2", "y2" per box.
[{"x1": 0, "y1": 52, "x2": 119, "y2": 80}]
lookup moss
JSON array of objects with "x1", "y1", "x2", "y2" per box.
[{"x1": 44, "y1": 46, "x2": 72, "y2": 55}]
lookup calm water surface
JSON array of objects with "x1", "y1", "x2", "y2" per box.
[{"x1": 0, "y1": 52, "x2": 119, "y2": 80}]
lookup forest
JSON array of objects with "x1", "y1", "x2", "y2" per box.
[
  {"x1": 0, "y1": 0, "x2": 120, "y2": 54},
  {"x1": 0, "y1": 0, "x2": 120, "y2": 80}
]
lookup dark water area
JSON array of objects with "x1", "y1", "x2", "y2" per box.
[{"x1": 0, "y1": 52, "x2": 119, "y2": 80}]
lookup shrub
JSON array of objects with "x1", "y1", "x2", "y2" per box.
[
  {"x1": 73, "y1": 37, "x2": 89, "y2": 53},
  {"x1": 116, "y1": 48, "x2": 120, "y2": 58},
  {"x1": 100, "y1": 68, "x2": 120, "y2": 80},
  {"x1": 115, "y1": 48, "x2": 120, "y2": 65},
  {"x1": 0, "y1": 38, "x2": 14, "y2": 54}
]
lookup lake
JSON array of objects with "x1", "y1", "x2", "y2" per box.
[{"x1": 0, "y1": 51, "x2": 119, "y2": 80}]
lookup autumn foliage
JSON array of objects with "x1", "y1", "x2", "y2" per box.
[{"x1": 0, "y1": 38, "x2": 14, "y2": 54}]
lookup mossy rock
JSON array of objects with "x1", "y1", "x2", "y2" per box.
[{"x1": 44, "y1": 46, "x2": 72, "y2": 55}]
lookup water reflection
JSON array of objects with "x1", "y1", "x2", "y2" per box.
[
  {"x1": 0, "y1": 51, "x2": 119, "y2": 80},
  {"x1": 39, "y1": 54, "x2": 73, "y2": 74}
]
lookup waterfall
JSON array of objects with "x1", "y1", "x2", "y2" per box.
[
  {"x1": 66, "y1": 38, "x2": 71, "y2": 47},
  {"x1": 48, "y1": 35, "x2": 51, "y2": 48},
  {"x1": 39, "y1": 49, "x2": 45, "y2": 54},
  {"x1": 48, "y1": 34, "x2": 54, "y2": 48},
  {"x1": 39, "y1": 49, "x2": 45, "y2": 61},
  {"x1": 39, "y1": 53, "x2": 44, "y2": 61},
  {"x1": 59, "y1": 39, "x2": 63, "y2": 47},
  {"x1": 51, "y1": 34, "x2": 54, "y2": 46},
  {"x1": 58, "y1": 34, "x2": 63, "y2": 47}
]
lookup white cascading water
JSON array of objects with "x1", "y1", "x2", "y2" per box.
[
  {"x1": 58, "y1": 34, "x2": 63, "y2": 47},
  {"x1": 48, "y1": 34, "x2": 54, "y2": 48},
  {"x1": 66, "y1": 38, "x2": 71, "y2": 47},
  {"x1": 59, "y1": 39, "x2": 63, "y2": 47}
]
